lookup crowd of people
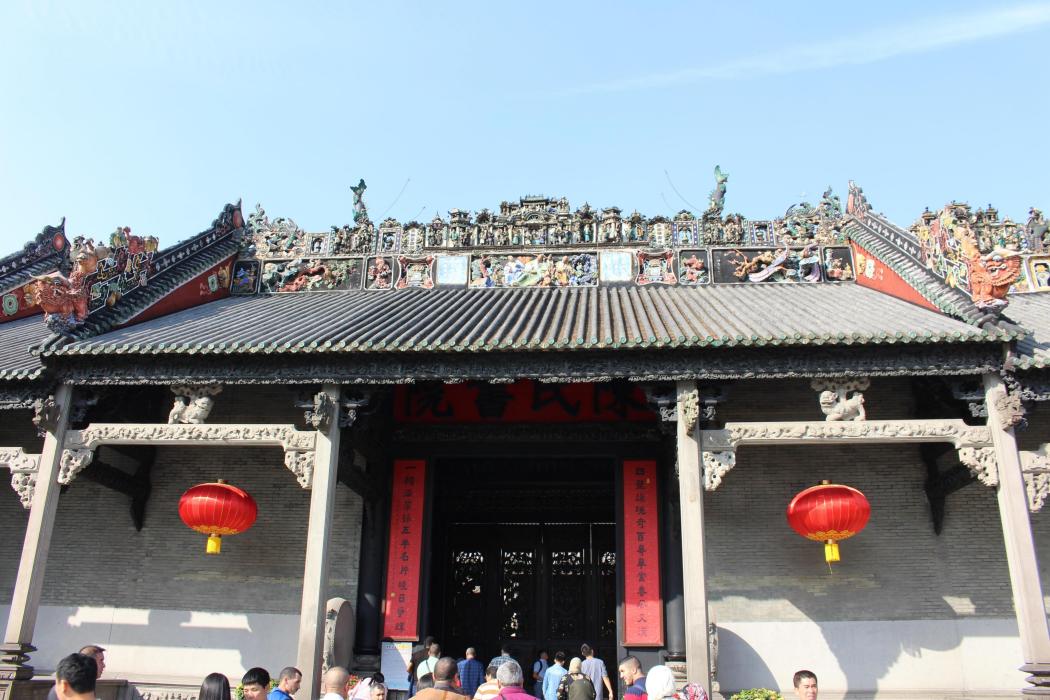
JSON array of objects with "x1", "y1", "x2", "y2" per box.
[{"x1": 45, "y1": 641, "x2": 819, "y2": 700}]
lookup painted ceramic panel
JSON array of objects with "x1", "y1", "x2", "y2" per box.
[
  {"x1": 396, "y1": 256, "x2": 436, "y2": 289},
  {"x1": 599, "y1": 251, "x2": 633, "y2": 283},
  {"x1": 1028, "y1": 255, "x2": 1050, "y2": 292},
  {"x1": 260, "y1": 258, "x2": 363, "y2": 293},
  {"x1": 436, "y1": 256, "x2": 469, "y2": 286},
  {"x1": 366, "y1": 256, "x2": 395, "y2": 290},
  {"x1": 710, "y1": 246, "x2": 823, "y2": 284},
  {"x1": 230, "y1": 260, "x2": 260, "y2": 295},
  {"x1": 636, "y1": 250, "x2": 676, "y2": 285},
  {"x1": 822, "y1": 246, "x2": 856, "y2": 281},
  {"x1": 85, "y1": 244, "x2": 156, "y2": 313},
  {"x1": 677, "y1": 250, "x2": 710, "y2": 285},
  {"x1": 469, "y1": 253, "x2": 598, "y2": 288}
]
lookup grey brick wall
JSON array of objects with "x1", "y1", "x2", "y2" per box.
[
  {"x1": 707, "y1": 377, "x2": 1046, "y2": 622},
  {"x1": 0, "y1": 387, "x2": 363, "y2": 616},
  {"x1": 2, "y1": 377, "x2": 1050, "y2": 629}
]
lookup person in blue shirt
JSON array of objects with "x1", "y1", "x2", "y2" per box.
[
  {"x1": 532, "y1": 650, "x2": 549, "y2": 699},
  {"x1": 542, "y1": 652, "x2": 568, "y2": 700},
  {"x1": 268, "y1": 667, "x2": 302, "y2": 700},
  {"x1": 457, "y1": 648, "x2": 486, "y2": 696}
]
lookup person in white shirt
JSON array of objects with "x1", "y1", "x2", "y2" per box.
[{"x1": 322, "y1": 667, "x2": 353, "y2": 700}]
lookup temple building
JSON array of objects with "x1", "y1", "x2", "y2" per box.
[{"x1": 2, "y1": 175, "x2": 1050, "y2": 700}]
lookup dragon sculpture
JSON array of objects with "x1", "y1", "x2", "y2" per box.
[
  {"x1": 23, "y1": 240, "x2": 103, "y2": 335},
  {"x1": 967, "y1": 248, "x2": 1022, "y2": 311},
  {"x1": 351, "y1": 179, "x2": 369, "y2": 224},
  {"x1": 706, "y1": 165, "x2": 728, "y2": 218}
]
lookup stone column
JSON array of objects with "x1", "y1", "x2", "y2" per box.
[
  {"x1": 0, "y1": 385, "x2": 73, "y2": 681},
  {"x1": 675, "y1": 381, "x2": 711, "y2": 695},
  {"x1": 296, "y1": 385, "x2": 342, "y2": 700},
  {"x1": 984, "y1": 373, "x2": 1050, "y2": 695},
  {"x1": 353, "y1": 490, "x2": 388, "y2": 670},
  {"x1": 662, "y1": 447, "x2": 686, "y2": 674}
]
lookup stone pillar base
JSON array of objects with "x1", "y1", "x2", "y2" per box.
[
  {"x1": 1023, "y1": 662, "x2": 1050, "y2": 695},
  {"x1": 0, "y1": 643, "x2": 36, "y2": 682},
  {"x1": 352, "y1": 654, "x2": 380, "y2": 674}
]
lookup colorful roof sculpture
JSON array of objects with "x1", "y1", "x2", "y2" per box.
[{"x1": 1, "y1": 172, "x2": 1047, "y2": 388}]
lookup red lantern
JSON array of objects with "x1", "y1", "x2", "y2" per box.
[
  {"x1": 178, "y1": 480, "x2": 257, "y2": 555},
  {"x1": 786, "y1": 481, "x2": 870, "y2": 564}
]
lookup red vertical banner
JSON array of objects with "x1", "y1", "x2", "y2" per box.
[
  {"x1": 622, "y1": 459, "x2": 663, "y2": 646},
  {"x1": 382, "y1": 459, "x2": 427, "y2": 641}
]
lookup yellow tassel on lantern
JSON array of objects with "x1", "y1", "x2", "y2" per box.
[
  {"x1": 206, "y1": 534, "x2": 222, "y2": 555},
  {"x1": 824, "y1": 540, "x2": 840, "y2": 563}
]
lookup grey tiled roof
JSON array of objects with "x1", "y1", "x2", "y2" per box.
[
  {"x1": 0, "y1": 316, "x2": 50, "y2": 381},
  {"x1": 1004, "y1": 294, "x2": 1050, "y2": 370},
  {"x1": 48, "y1": 283, "x2": 1004, "y2": 358}
]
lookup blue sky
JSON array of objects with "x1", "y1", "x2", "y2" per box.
[{"x1": 1, "y1": 1, "x2": 1048, "y2": 251}]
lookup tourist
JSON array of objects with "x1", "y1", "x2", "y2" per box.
[
  {"x1": 542, "y1": 652, "x2": 567, "y2": 700},
  {"x1": 531, "y1": 650, "x2": 549, "y2": 698},
  {"x1": 458, "y1": 648, "x2": 486, "y2": 696},
  {"x1": 494, "y1": 661, "x2": 532, "y2": 700},
  {"x1": 241, "y1": 668, "x2": 272, "y2": 700},
  {"x1": 473, "y1": 665, "x2": 500, "y2": 700},
  {"x1": 199, "y1": 673, "x2": 232, "y2": 700},
  {"x1": 410, "y1": 657, "x2": 467, "y2": 700},
  {"x1": 321, "y1": 667, "x2": 353, "y2": 700},
  {"x1": 418, "y1": 643, "x2": 442, "y2": 680},
  {"x1": 579, "y1": 645, "x2": 612, "y2": 700},
  {"x1": 352, "y1": 672, "x2": 385, "y2": 700},
  {"x1": 418, "y1": 675, "x2": 436, "y2": 691},
  {"x1": 370, "y1": 683, "x2": 388, "y2": 700},
  {"x1": 269, "y1": 667, "x2": 301, "y2": 700},
  {"x1": 556, "y1": 658, "x2": 594, "y2": 700},
  {"x1": 489, "y1": 644, "x2": 516, "y2": 669},
  {"x1": 639, "y1": 666, "x2": 674, "y2": 700},
  {"x1": 409, "y1": 636, "x2": 437, "y2": 696},
  {"x1": 53, "y1": 653, "x2": 98, "y2": 700},
  {"x1": 617, "y1": 656, "x2": 646, "y2": 700},
  {"x1": 48, "y1": 646, "x2": 106, "y2": 700},
  {"x1": 793, "y1": 670, "x2": 818, "y2": 700},
  {"x1": 79, "y1": 645, "x2": 106, "y2": 678}
]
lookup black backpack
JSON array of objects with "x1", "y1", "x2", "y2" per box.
[{"x1": 567, "y1": 675, "x2": 596, "y2": 700}]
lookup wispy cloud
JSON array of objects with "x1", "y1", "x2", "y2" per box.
[{"x1": 571, "y1": 3, "x2": 1050, "y2": 95}]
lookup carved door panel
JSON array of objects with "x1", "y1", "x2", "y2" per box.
[{"x1": 441, "y1": 524, "x2": 616, "y2": 667}]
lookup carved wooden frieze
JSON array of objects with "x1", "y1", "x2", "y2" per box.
[
  {"x1": 699, "y1": 418, "x2": 995, "y2": 491},
  {"x1": 61, "y1": 423, "x2": 318, "y2": 489}
]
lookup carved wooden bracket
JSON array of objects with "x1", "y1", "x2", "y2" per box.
[
  {"x1": 62, "y1": 423, "x2": 318, "y2": 489},
  {"x1": 698, "y1": 418, "x2": 994, "y2": 491},
  {"x1": 0, "y1": 447, "x2": 41, "y2": 509},
  {"x1": 1021, "y1": 444, "x2": 1050, "y2": 513}
]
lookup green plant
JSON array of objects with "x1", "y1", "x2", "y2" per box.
[{"x1": 729, "y1": 690, "x2": 783, "y2": 700}]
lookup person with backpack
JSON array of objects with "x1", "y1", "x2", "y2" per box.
[{"x1": 557, "y1": 658, "x2": 595, "y2": 700}]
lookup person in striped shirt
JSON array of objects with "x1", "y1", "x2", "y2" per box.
[{"x1": 472, "y1": 665, "x2": 500, "y2": 700}]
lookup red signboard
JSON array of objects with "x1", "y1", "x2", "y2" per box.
[
  {"x1": 622, "y1": 460, "x2": 663, "y2": 646},
  {"x1": 382, "y1": 459, "x2": 426, "y2": 641},
  {"x1": 394, "y1": 380, "x2": 656, "y2": 423}
]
